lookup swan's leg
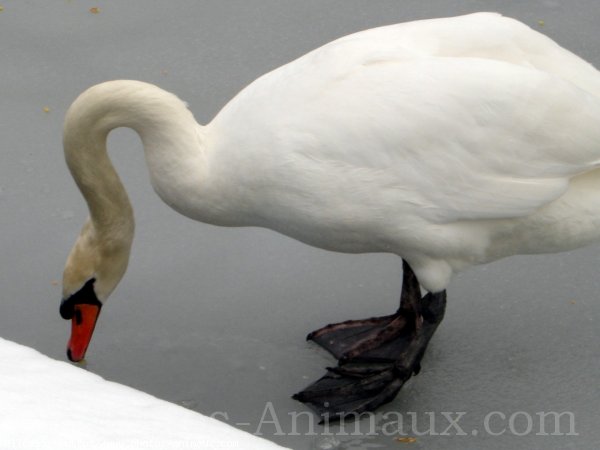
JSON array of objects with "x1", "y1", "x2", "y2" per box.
[
  {"x1": 293, "y1": 260, "x2": 446, "y2": 420},
  {"x1": 307, "y1": 260, "x2": 428, "y2": 361}
]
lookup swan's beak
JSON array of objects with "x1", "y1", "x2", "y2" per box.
[
  {"x1": 60, "y1": 278, "x2": 102, "y2": 362},
  {"x1": 66, "y1": 303, "x2": 101, "y2": 362}
]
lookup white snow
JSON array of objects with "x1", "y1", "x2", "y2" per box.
[{"x1": 0, "y1": 338, "x2": 287, "y2": 450}]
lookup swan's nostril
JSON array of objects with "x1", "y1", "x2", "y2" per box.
[{"x1": 74, "y1": 308, "x2": 83, "y2": 325}]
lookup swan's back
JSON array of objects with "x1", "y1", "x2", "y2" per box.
[
  {"x1": 203, "y1": 13, "x2": 600, "y2": 291},
  {"x1": 325, "y1": 12, "x2": 600, "y2": 96},
  {"x1": 216, "y1": 12, "x2": 600, "y2": 114}
]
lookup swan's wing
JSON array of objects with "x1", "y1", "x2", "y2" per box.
[
  {"x1": 212, "y1": 14, "x2": 600, "y2": 224},
  {"x1": 299, "y1": 12, "x2": 600, "y2": 98},
  {"x1": 220, "y1": 12, "x2": 600, "y2": 117},
  {"x1": 269, "y1": 57, "x2": 600, "y2": 224}
]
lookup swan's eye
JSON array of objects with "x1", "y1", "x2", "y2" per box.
[
  {"x1": 59, "y1": 278, "x2": 99, "y2": 320},
  {"x1": 59, "y1": 300, "x2": 74, "y2": 320}
]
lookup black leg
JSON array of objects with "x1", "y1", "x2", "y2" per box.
[{"x1": 293, "y1": 260, "x2": 446, "y2": 421}]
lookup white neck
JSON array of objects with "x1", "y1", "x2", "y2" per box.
[{"x1": 63, "y1": 80, "x2": 209, "y2": 233}]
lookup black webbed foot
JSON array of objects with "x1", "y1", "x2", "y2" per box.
[
  {"x1": 306, "y1": 313, "x2": 410, "y2": 361},
  {"x1": 293, "y1": 261, "x2": 446, "y2": 421},
  {"x1": 292, "y1": 361, "x2": 405, "y2": 422}
]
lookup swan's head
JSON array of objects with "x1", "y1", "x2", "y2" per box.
[{"x1": 60, "y1": 219, "x2": 133, "y2": 362}]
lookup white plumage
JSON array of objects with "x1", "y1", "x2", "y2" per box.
[
  {"x1": 164, "y1": 12, "x2": 600, "y2": 292},
  {"x1": 62, "y1": 12, "x2": 600, "y2": 360}
]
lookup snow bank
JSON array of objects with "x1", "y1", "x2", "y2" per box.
[{"x1": 0, "y1": 338, "x2": 286, "y2": 450}]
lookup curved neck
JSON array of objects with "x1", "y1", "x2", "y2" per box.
[{"x1": 63, "y1": 80, "x2": 207, "y2": 236}]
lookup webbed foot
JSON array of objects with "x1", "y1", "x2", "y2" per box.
[{"x1": 293, "y1": 261, "x2": 446, "y2": 421}]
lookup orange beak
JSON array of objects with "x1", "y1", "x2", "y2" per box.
[
  {"x1": 60, "y1": 278, "x2": 102, "y2": 362},
  {"x1": 67, "y1": 303, "x2": 101, "y2": 362}
]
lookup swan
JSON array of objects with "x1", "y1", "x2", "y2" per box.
[{"x1": 60, "y1": 12, "x2": 600, "y2": 419}]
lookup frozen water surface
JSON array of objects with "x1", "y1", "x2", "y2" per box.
[{"x1": 1, "y1": 1, "x2": 599, "y2": 449}]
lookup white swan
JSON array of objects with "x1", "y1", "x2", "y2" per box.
[{"x1": 60, "y1": 12, "x2": 600, "y2": 418}]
